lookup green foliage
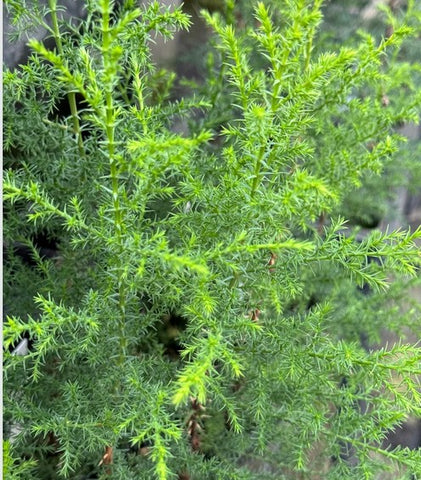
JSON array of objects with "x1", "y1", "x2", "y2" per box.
[
  {"x1": 3, "y1": 440, "x2": 37, "y2": 480},
  {"x1": 3, "y1": 0, "x2": 421, "y2": 479}
]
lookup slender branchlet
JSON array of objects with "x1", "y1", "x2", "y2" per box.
[{"x1": 48, "y1": 0, "x2": 86, "y2": 159}]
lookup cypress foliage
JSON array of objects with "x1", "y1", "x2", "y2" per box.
[{"x1": 3, "y1": 1, "x2": 421, "y2": 479}]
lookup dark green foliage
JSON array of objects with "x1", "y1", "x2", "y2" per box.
[{"x1": 3, "y1": 1, "x2": 421, "y2": 479}]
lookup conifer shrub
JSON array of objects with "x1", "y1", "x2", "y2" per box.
[{"x1": 3, "y1": 1, "x2": 421, "y2": 479}]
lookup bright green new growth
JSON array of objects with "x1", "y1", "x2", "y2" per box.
[{"x1": 3, "y1": 0, "x2": 421, "y2": 479}]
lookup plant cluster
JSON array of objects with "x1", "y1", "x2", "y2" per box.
[{"x1": 3, "y1": 1, "x2": 421, "y2": 479}]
